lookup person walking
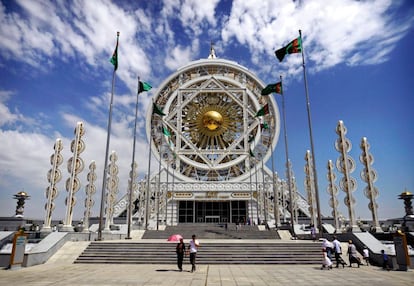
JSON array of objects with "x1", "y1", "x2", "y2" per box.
[
  {"x1": 362, "y1": 246, "x2": 369, "y2": 266},
  {"x1": 321, "y1": 238, "x2": 334, "y2": 262},
  {"x1": 310, "y1": 224, "x2": 316, "y2": 241},
  {"x1": 347, "y1": 240, "x2": 362, "y2": 267},
  {"x1": 332, "y1": 236, "x2": 346, "y2": 268},
  {"x1": 188, "y1": 234, "x2": 200, "y2": 272},
  {"x1": 321, "y1": 247, "x2": 332, "y2": 270},
  {"x1": 176, "y1": 237, "x2": 185, "y2": 272},
  {"x1": 381, "y1": 249, "x2": 390, "y2": 271}
]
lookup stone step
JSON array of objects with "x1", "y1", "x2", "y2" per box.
[
  {"x1": 74, "y1": 242, "x2": 322, "y2": 265},
  {"x1": 142, "y1": 223, "x2": 280, "y2": 239}
]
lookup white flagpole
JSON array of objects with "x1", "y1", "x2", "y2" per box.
[
  {"x1": 278, "y1": 75, "x2": 295, "y2": 236},
  {"x1": 98, "y1": 32, "x2": 119, "y2": 241},
  {"x1": 165, "y1": 156, "x2": 169, "y2": 225},
  {"x1": 126, "y1": 76, "x2": 141, "y2": 239},
  {"x1": 145, "y1": 118, "x2": 153, "y2": 230},
  {"x1": 156, "y1": 140, "x2": 162, "y2": 230},
  {"x1": 299, "y1": 29, "x2": 322, "y2": 235}
]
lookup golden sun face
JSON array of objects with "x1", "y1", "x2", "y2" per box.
[
  {"x1": 202, "y1": 110, "x2": 223, "y2": 131},
  {"x1": 183, "y1": 93, "x2": 242, "y2": 151}
]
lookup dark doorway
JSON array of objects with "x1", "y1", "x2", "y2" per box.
[{"x1": 178, "y1": 201, "x2": 247, "y2": 223}]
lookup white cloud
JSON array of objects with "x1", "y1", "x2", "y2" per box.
[
  {"x1": 0, "y1": 0, "x2": 154, "y2": 91},
  {"x1": 164, "y1": 45, "x2": 193, "y2": 70},
  {"x1": 0, "y1": 90, "x2": 20, "y2": 125},
  {"x1": 0, "y1": 129, "x2": 58, "y2": 218},
  {"x1": 180, "y1": 0, "x2": 220, "y2": 35},
  {"x1": 222, "y1": 0, "x2": 414, "y2": 76}
]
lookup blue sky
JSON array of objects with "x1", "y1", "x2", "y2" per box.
[{"x1": 0, "y1": 0, "x2": 413, "y2": 222}]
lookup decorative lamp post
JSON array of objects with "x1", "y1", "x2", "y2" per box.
[
  {"x1": 104, "y1": 151, "x2": 119, "y2": 232},
  {"x1": 304, "y1": 151, "x2": 317, "y2": 229},
  {"x1": 359, "y1": 137, "x2": 382, "y2": 233},
  {"x1": 326, "y1": 160, "x2": 340, "y2": 233},
  {"x1": 43, "y1": 138, "x2": 63, "y2": 231},
  {"x1": 335, "y1": 120, "x2": 359, "y2": 232},
  {"x1": 398, "y1": 191, "x2": 414, "y2": 232},
  {"x1": 82, "y1": 161, "x2": 97, "y2": 233},
  {"x1": 62, "y1": 122, "x2": 85, "y2": 231},
  {"x1": 14, "y1": 191, "x2": 30, "y2": 218}
]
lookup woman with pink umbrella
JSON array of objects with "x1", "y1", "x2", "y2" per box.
[
  {"x1": 168, "y1": 234, "x2": 185, "y2": 271},
  {"x1": 176, "y1": 237, "x2": 185, "y2": 271}
]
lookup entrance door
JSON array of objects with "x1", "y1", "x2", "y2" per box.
[
  {"x1": 178, "y1": 201, "x2": 247, "y2": 223},
  {"x1": 205, "y1": 215, "x2": 220, "y2": 223},
  {"x1": 196, "y1": 201, "x2": 229, "y2": 223},
  {"x1": 231, "y1": 201, "x2": 247, "y2": 224}
]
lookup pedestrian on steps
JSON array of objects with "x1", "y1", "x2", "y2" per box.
[
  {"x1": 176, "y1": 238, "x2": 185, "y2": 272},
  {"x1": 188, "y1": 234, "x2": 200, "y2": 272}
]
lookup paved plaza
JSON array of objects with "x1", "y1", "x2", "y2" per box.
[
  {"x1": 1, "y1": 262, "x2": 413, "y2": 286},
  {"x1": 0, "y1": 241, "x2": 413, "y2": 286}
]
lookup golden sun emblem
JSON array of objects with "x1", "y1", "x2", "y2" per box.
[
  {"x1": 202, "y1": 110, "x2": 223, "y2": 131},
  {"x1": 182, "y1": 93, "x2": 242, "y2": 150}
]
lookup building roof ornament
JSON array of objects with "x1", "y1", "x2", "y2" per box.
[{"x1": 208, "y1": 41, "x2": 216, "y2": 59}]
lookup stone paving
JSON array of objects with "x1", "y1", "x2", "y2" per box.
[
  {"x1": 1, "y1": 263, "x2": 413, "y2": 286},
  {"x1": 0, "y1": 241, "x2": 413, "y2": 286}
]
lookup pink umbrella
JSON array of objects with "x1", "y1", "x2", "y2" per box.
[{"x1": 167, "y1": 234, "x2": 183, "y2": 242}]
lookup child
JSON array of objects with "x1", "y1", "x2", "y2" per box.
[
  {"x1": 381, "y1": 250, "x2": 390, "y2": 271},
  {"x1": 321, "y1": 247, "x2": 333, "y2": 270},
  {"x1": 362, "y1": 246, "x2": 369, "y2": 266}
]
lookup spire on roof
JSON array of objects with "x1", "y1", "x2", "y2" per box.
[{"x1": 208, "y1": 41, "x2": 216, "y2": 59}]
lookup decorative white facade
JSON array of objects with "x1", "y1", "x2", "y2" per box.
[{"x1": 114, "y1": 50, "x2": 311, "y2": 228}]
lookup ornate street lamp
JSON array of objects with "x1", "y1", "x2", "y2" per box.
[
  {"x1": 398, "y1": 191, "x2": 414, "y2": 232},
  {"x1": 13, "y1": 191, "x2": 30, "y2": 217}
]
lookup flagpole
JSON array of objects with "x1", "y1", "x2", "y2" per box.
[
  {"x1": 270, "y1": 144, "x2": 279, "y2": 228},
  {"x1": 126, "y1": 76, "x2": 140, "y2": 239},
  {"x1": 299, "y1": 29, "x2": 322, "y2": 235},
  {"x1": 278, "y1": 75, "x2": 295, "y2": 236},
  {"x1": 255, "y1": 161, "x2": 259, "y2": 224},
  {"x1": 156, "y1": 141, "x2": 162, "y2": 230},
  {"x1": 261, "y1": 155, "x2": 267, "y2": 224},
  {"x1": 266, "y1": 85, "x2": 279, "y2": 227},
  {"x1": 145, "y1": 119, "x2": 153, "y2": 230},
  {"x1": 98, "y1": 32, "x2": 119, "y2": 241},
  {"x1": 171, "y1": 162, "x2": 175, "y2": 225},
  {"x1": 165, "y1": 156, "x2": 169, "y2": 226},
  {"x1": 249, "y1": 156, "x2": 253, "y2": 224}
]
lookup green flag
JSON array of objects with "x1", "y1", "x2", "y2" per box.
[
  {"x1": 261, "y1": 82, "x2": 282, "y2": 95},
  {"x1": 138, "y1": 81, "x2": 152, "y2": 94},
  {"x1": 255, "y1": 104, "x2": 269, "y2": 117},
  {"x1": 110, "y1": 32, "x2": 119, "y2": 70},
  {"x1": 260, "y1": 122, "x2": 269, "y2": 130},
  {"x1": 153, "y1": 102, "x2": 166, "y2": 116},
  {"x1": 162, "y1": 126, "x2": 171, "y2": 136},
  {"x1": 275, "y1": 37, "x2": 302, "y2": 62}
]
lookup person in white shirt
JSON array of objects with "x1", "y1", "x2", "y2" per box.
[
  {"x1": 362, "y1": 246, "x2": 369, "y2": 266},
  {"x1": 332, "y1": 236, "x2": 346, "y2": 268},
  {"x1": 188, "y1": 234, "x2": 200, "y2": 272},
  {"x1": 321, "y1": 238, "x2": 333, "y2": 261}
]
